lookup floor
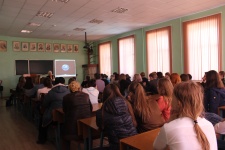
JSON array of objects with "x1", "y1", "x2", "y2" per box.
[{"x1": 0, "y1": 98, "x2": 106, "y2": 150}]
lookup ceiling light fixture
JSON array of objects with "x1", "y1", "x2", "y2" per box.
[
  {"x1": 21, "y1": 30, "x2": 32, "y2": 33},
  {"x1": 111, "y1": 7, "x2": 128, "y2": 13},
  {"x1": 89, "y1": 19, "x2": 103, "y2": 24},
  {"x1": 36, "y1": 11, "x2": 54, "y2": 18},
  {"x1": 73, "y1": 28, "x2": 86, "y2": 31},
  {"x1": 52, "y1": 0, "x2": 70, "y2": 3},
  {"x1": 28, "y1": 22, "x2": 41, "y2": 27}
]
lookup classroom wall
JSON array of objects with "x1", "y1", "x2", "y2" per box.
[
  {"x1": 96, "y1": 5, "x2": 225, "y2": 76},
  {"x1": 1, "y1": 5, "x2": 225, "y2": 97},
  {"x1": 0, "y1": 36, "x2": 87, "y2": 97}
]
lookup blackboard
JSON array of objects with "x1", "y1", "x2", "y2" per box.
[
  {"x1": 15, "y1": 60, "x2": 28, "y2": 75},
  {"x1": 30, "y1": 60, "x2": 53, "y2": 74},
  {"x1": 15, "y1": 60, "x2": 54, "y2": 75}
]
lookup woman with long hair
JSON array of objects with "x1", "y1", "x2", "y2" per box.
[
  {"x1": 153, "y1": 81, "x2": 217, "y2": 150},
  {"x1": 96, "y1": 84, "x2": 137, "y2": 150},
  {"x1": 204, "y1": 70, "x2": 225, "y2": 114},
  {"x1": 127, "y1": 82, "x2": 165, "y2": 133},
  {"x1": 157, "y1": 78, "x2": 173, "y2": 121}
]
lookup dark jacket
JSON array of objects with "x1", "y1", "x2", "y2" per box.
[
  {"x1": 96, "y1": 97, "x2": 137, "y2": 150},
  {"x1": 42, "y1": 84, "x2": 70, "y2": 127},
  {"x1": 147, "y1": 79, "x2": 158, "y2": 94},
  {"x1": 62, "y1": 91, "x2": 92, "y2": 140},
  {"x1": 204, "y1": 88, "x2": 225, "y2": 114}
]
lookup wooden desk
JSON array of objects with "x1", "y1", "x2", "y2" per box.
[
  {"x1": 78, "y1": 116, "x2": 100, "y2": 150},
  {"x1": 120, "y1": 128, "x2": 160, "y2": 150}
]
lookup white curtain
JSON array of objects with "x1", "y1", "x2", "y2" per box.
[
  {"x1": 99, "y1": 42, "x2": 111, "y2": 77},
  {"x1": 119, "y1": 36, "x2": 135, "y2": 77},
  {"x1": 146, "y1": 27, "x2": 171, "y2": 75},
  {"x1": 183, "y1": 14, "x2": 221, "y2": 80}
]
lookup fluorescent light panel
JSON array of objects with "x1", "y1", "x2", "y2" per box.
[
  {"x1": 111, "y1": 7, "x2": 128, "y2": 13},
  {"x1": 73, "y1": 28, "x2": 86, "y2": 31},
  {"x1": 28, "y1": 22, "x2": 41, "y2": 26},
  {"x1": 21, "y1": 30, "x2": 32, "y2": 33},
  {"x1": 52, "y1": 0, "x2": 70, "y2": 3},
  {"x1": 89, "y1": 19, "x2": 103, "y2": 24},
  {"x1": 36, "y1": 11, "x2": 54, "y2": 18}
]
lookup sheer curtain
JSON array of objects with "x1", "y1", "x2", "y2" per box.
[
  {"x1": 183, "y1": 14, "x2": 221, "y2": 80},
  {"x1": 99, "y1": 42, "x2": 111, "y2": 77},
  {"x1": 118, "y1": 36, "x2": 135, "y2": 77},
  {"x1": 146, "y1": 26, "x2": 171, "y2": 75}
]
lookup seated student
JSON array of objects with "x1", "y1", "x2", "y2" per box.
[
  {"x1": 214, "y1": 120, "x2": 225, "y2": 150},
  {"x1": 82, "y1": 79, "x2": 99, "y2": 104},
  {"x1": 62, "y1": 81, "x2": 92, "y2": 150},
  {"x1": 36, "y1": 77, "x2": 52, "y2": 100},
  {"x1": 180, "y1": 73, "x2": 189, "y2": 82},
  {"x1": 26, "y1": 77, "x2": 45, "y2": 99},
  {"x1": 37, "y1": 77, "x2": 70, "y2": 144},
  {"x1": 204, "y1": 70, "x2": 225, "y2": 114},
  {"x1": 170, "y1": 73, "x2": 181, "y2": 86},
  {"x1": 118, "y1": 74, "x2": 130, "y2": 96},
  {"x1": 81, "y1": 75, "x2": 90, "y2": 88},
  {"x1": 153, "y1": 81, "x2": 217, "y2": 150},
  {"x1": 127, "y1": 82, "x2": 165, "y2": 133},
  {"x1": 156, "y1": 78, "x2": 173, "y2": 122},
  {"x1": 96, "y1": 84, "x2": 137, "y2": 150}
]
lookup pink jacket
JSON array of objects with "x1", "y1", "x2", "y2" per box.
[{"x1": 157, "y1": 96, "x2": 171, "y2": 121}]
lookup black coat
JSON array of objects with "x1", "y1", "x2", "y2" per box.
[
  {"x1": 62, "y1": 91, "x2": 92, "y2": 140},
  {"x1": 96, "y1": 97, "x2": 137, "y2": 150}
]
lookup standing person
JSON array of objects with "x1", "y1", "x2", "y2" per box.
[
  {"x1": 204, "y1": 70, "x2": 225, "y2": 114},
  {"x1": 62, "y1": 81, "x2": 92, "y2": 150},
  {"x1": 127, "y1": 82, "x2": 165, "y2": 133},
  {"x1": 157, "y1": 78, "x2": 173, "y2": 121},
  {"x1": 96, "y1": 84, "x2": 137, "y2": 150},
  {"x1": 46, "y1": 70, "x2": 55, "y2": 84},
  {"x1": 153, "y1": 81, "x2": 217, "y2": 150},
  {"x1": 37, "y1": 77, "x2": 70, "y2": 144},
  {"x1": 82, "y1": 79, "x2": 99, "y2": 104}
]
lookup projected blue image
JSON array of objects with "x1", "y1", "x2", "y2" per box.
[{"x1": 62, "y1": 64, "x2": 69, "y2": 71}]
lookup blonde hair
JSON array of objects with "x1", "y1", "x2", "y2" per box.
[
  {"x1": 157, "y1": 78, "x2": 173, "y2": 107},
  {"x1": 69, "y1": 81, "x2": 81, "y2": 92},
  {"x1": 172, "y1": 81, "x2": 210, "y2": 150},
  {"x1": 128, "y1": 82, "x2": 150, "y2": 122},
  {"x1": 170, "y1": 73, "x2": 181, "y2": 86},
  {"x1": 133, "y1": 74, "x2": 142, "y2": 82}
]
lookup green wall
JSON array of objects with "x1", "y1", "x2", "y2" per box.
[
  {"x1": 0, "y1": 36, "x2": 86, "y2": 97},
  {"x1": 96, "y1": 5, "x2": 225, "y2": 77},
  {"x1": 1, "y1": 5, "x2": 225, "y2": 97}
]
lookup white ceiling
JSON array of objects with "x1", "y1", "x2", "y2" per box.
[{"x1": 0, "y1": 0, "x2": 225, "y2": 42}]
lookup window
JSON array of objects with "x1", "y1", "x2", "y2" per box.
[
  {"x1": 98, "y1": 42, "x2": 111, "y2": 76},
  {"x1": 146, "y1": 26, "x2": 172, "y2": 75},
  {"x1": 118, "y1": 36, "x2": 135, "y2": 77},
  {"x1": 183, "y1": 14, "x2": 221, "y2": 80}
]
